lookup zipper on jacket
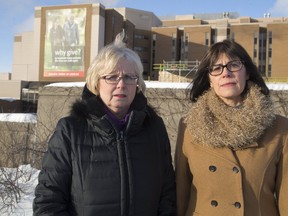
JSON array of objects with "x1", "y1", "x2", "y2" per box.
[
  {"x1": 120, "y1": 130, "x2": 124, "y2": 141},
  {"x1": 117, "y1": 130, "x2": 130, "y2": 216}
]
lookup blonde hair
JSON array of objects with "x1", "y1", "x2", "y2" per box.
[{"x1": 86, "y1": 32, "x2": 146, "y2": 95}]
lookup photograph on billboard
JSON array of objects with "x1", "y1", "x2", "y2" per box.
[{"x1": 43, "y1": 7, "x2": 87, "y2": 78}]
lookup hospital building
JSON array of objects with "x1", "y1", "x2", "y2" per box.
[{"x1": 0, "y1": 3, "x2": 288, "y2": 107}]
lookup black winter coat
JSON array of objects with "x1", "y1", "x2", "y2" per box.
[{"x1": 33, "y1": 86, "x2": 176, "y2": 216}]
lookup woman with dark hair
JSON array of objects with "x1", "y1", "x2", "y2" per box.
[
  {"x1": 175, "y1": 39, "x2": 288, "y2": 216},
  {"x1": 189, "y1": 39, "x2": 269, "y2": 102}
]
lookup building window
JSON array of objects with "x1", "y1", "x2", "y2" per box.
[
  {"x1": 253, "y1": 49, "x2": 257, "y2": 58},
  {"x1": 185, "y1": 33, "x2": 189, "y2": 48},
  {"x1": 268, "y1": 31, "x2": 272, "y2": 77},
  {"x1": 185, "y1": 52, "x2": 188, "y2": 60},
  {"x1": 258, "y1": 66, "x2": 263, "y2": 76},
  {"x1": 254, "y1": 31, "x2": 258, "y2": 45},
  {"x1": 172, "y1": 33, "x2": 176, "y2": 46},
  {"x1": 268, "y1": 31, "x2": 272, "y2": 44},
  {"x1": 253, "y1": 32, "x2": 258, "y2": 61},
  {"x1": 230, "y1": 32, "x2": 235, "y2": 41},
  {"x1": 152, "y1": 34, "x2": 156, "y2": 47},
  {"x1": 180, "y1": 35, "x2": 185, "y2": 60},
  {"x1": 268, "y1": 64, "x2": 272, "y2": 77},
  {"x1": 22, "y1": 89, "x2": 39, "y2": 104},
  {"x1": 212, "y1": 34, "x2": 216, "y2": 44},
  {"x1": 172, "y1": 51, "x2": 176, "y2": 61},
  {"x1": 258, "y1": 31, "x2": 267, "y2": 76},
  {"x1": 134, "y1": 46, "x2": 148, "y2": 52},
  {"x1": 152, "y1": 34, "x2": 156, "y2": 68},
  {"x1": 205, "y1": 32, "x2": 209, "y2": 47},
  {"x1": 253, "y1": 58, "x2": 257, "y2": 64},
  {"x1": 135, "y1": 34, "x2": 149, "y2": 40},
  {"x1": 254, "y1": 31, "x2": 258, "y2": 58},
  {"x1": 268, "y1": 47, "x2": 272, "y2": 58},
  {"x1": 172, "y1": 33, "x2": 177, "y2": 60}
]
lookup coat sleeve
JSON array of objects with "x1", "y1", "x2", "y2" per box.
[
  {"x1": 157, "y1": 119, "x2": 176, "y2": 216},
  {"x1": 276, "y1": 124, "x2": 288, "y2": 215},
  {"x1": 174, "y1": 117, "x2": 192, "y2": 216},
  {"x1": 33, "y1": 118, "x2": 72, "y2": 215}
]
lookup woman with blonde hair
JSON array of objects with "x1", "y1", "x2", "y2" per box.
[{"x1": 34, "y1": 32, "x2": 176, "y2": 216}]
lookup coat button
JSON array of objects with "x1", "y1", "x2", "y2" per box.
[
  {"x1": 209, "y1": 165, "x2": 217, "y2": 172},
  {"x1": 234, "y1": 202, "x2": 241, "y2": 208},
  {"x1": 211, "y1": 200, "x2": 218, "y2": 207},
  {"x1": 232, "y1": 167, "x2": 239, "y2": 173}
]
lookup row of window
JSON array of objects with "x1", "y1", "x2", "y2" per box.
[
  {"x1": 151, "y1": 30, "x2": 274, "y2": 77},
  {"x1": 137, "y1": 29, "x2": 275, "y2": 78}
]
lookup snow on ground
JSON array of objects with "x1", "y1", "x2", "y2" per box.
[
  {"x1": 0, "y1": 165, "x2": 40, "y2": 216},
  {"x1": 0, "y1": 113, "x2": 37, "y2": 123},
  {"x1": 266, "y1": 82, "x2": 288, "y2": 90},
  {"x1": 0, "y1": 98, "x2": 18, "y2": 102},
  {"x1": 46, "y1": 81, "x2": 288, "y2": 90}
]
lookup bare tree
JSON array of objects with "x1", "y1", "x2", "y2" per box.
[
  {"x1": 0, "y1": 165, "x2": 35, "y2": 215},
  {"x1": 33, "y1": 86, "x2": 81, "y2": 168},
  {"x1": 0, "y1": 86, "x2": 80, "y2": 214}
]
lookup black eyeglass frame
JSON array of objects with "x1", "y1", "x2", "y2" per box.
[
  {"x1": 101, "y1": 74, "x2": 138, "y2": 85},
  {"x1": 208, "y1": 60, "x2": 244, "y2": 76}
]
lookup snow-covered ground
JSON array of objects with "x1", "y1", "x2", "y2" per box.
[
  {"x1": 0, "y1": 165, "x2": 39, "y2": 216},
  {"x1": 0, "y1": 113, "x2": 37, "y2": 123},
  {"x1": 45, "y1": 80, "x2": 288, "y2": 90}
]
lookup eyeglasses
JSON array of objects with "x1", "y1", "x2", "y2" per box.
[
  {"x1": 101, "y1": 74, "x2": 138, "y2": 85},
  {"x1": 209, "y1": 60, "x2": 244, "y2": 76}
]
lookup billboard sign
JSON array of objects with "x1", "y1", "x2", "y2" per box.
[{"x1": 42, "y1": 6, "x2": 88, "y2": 78}]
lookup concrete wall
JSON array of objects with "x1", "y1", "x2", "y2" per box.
[
  {"x1": 0, "y1": 73, "x2": 11, "y2": 80},
  {"x1": 115, "y1": 7, "x2": 162, "y2": 31},
  {"x1": 34, "y1": 84, "x2": 288, "y2": 168},
  {"x1": 12, "y1": 32, "x2": 34, "y2": 81},
  {"x1": 0, "y1": 80, "x2": 23, "y2": 99}
]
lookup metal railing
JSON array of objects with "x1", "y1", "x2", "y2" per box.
[{"x1": 153, "y1": 61, "x2": 288, "y2": 83}]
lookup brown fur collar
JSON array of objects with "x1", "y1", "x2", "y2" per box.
[{"x1": 185, "y1": 83, "x2": 276, "y2": 150}]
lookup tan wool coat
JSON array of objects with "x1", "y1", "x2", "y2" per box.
[{"x1": 175, "y1": 87, "x2": 288, "y2": 216}]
